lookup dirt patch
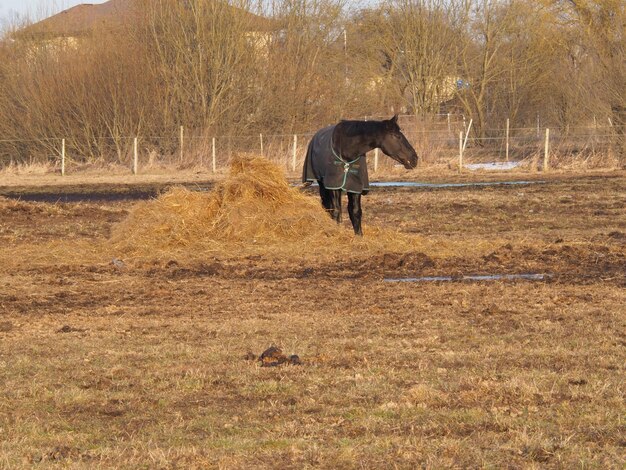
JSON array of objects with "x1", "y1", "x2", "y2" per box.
[
  {"x1": 247, "y1": 346, "x2": 303, "y2": 367},
  {"x1": 57, "y1": 325, "x2": 87, "y2": 334}
]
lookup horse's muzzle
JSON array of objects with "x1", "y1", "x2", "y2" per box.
[{"x1": 404, "y1": 155, "x2": 419, "y2": 169}]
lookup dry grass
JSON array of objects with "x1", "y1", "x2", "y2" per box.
[
  {"x1": 0, "y1": 170, "x2": 624, "y2": 469},
  {"x1": 1, "y1": 160, "x2": 56, "y2": 176},
  {"x1": 1, "y1": 154, "x2": 622, "y2": 190},
  {"x1": 0, "y1": 165, "x2": 224, "y2": 188},
  {"x1": 545, "y1": 146, "x2": 623, "y2": 170}
]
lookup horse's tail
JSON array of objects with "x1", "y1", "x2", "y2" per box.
[{"x1": 301, "y1": 138, "x2": 315, "y2": 184}]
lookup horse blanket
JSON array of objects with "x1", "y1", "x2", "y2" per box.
[{"x1": 302, "y1": 125, "x2": 369, "y2": 194}]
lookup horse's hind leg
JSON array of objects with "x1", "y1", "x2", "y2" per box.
[
  {"x1": 347, "y1": 192, "x2": 363, "y2": 236},
  {"x1": 330, "y1": 190, "x2": 342, "y2": 223},
  {"x1": 318, "y1": 181, "x2": 331, "y2": 212},
  {"x1": 319, "y1": 183, "x2": 342, "y2": 224}
]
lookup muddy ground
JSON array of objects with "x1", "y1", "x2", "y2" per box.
[{"x1": 0, "y1": 172, "x2": 624, "y2": 468}]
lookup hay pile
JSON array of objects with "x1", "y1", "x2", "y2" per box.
[{"x1": 111, "y1": 156, "x2": 424, "y2": 257}]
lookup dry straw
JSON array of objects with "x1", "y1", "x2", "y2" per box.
[{"x1": 112, "y1": 155, "x2": 429, "y2": 258}]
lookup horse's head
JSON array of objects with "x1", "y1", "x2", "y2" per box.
[{"x1": 378, "y1": 115, "x2": 418, "y2": 169}]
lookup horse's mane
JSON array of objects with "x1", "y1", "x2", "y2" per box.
[{"x1": 338, "y1": 119, "x2": 395, "y2": 138}]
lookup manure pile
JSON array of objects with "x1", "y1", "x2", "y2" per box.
[{"x1": 112, "y1": 156, "x2": 421, "y2": 257}]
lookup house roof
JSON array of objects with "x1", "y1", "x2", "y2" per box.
[
  {"x1": 18, "y1": 0, "x2": 133, "y2": 38},
  {"x1": 17, "y1": 0, "x2": 274, "y2": 39}
]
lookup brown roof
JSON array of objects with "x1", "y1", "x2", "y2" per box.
[
  {"x1": 18, "y1": 0, "x2": 133, "y2": 38},
  {"x1": 18, "y1": 0, "x2": 274, "y2": 39}
]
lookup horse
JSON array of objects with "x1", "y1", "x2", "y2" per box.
[{"x1": 302, "y1": 115, "x2": 418, "y2": 235}]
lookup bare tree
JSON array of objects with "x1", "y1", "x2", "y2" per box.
[
  {"x1": 142, "y1": 0, "x2": 258, "y2": 135},
  {"x1": 374, "y1": 0, "x2": 463, "y2": 117},
  {"x1": 253, "y1": 0, "x2": 347, "y2": 133},
  {"x1": 453, "y1": 0, "x2": 519, "y2": 139},
  {"x1": 559, "y1": 0, "x2": 625, "y2": 156},
  {"x1": 490, "y1": 2, "x2": 559, "y2": 127}
]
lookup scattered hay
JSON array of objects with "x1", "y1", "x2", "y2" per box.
[
  {"x1": 111, "y1": 156, "x2": 427, "y2": 258},
  {"x1": 0, "y1": 197, "x2": 64, "y2": 215}
]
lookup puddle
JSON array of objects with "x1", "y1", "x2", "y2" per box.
[
  {"x1": 465, "y1": 162, "x2": 522, "y2": 171},
  {"x1": 385, "y1": 273, "x2": 549, "y2": 283},
  {"x1": 370, "y1": 180, "x2": 545, "y2": 188}
]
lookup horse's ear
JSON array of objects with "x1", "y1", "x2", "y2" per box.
[{"x1": 385, "y1": 114, "x2": 399, "y2": 130}]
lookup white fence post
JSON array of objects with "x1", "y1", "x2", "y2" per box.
[
  {"x1": 212, "y1": 137, "x2": 216, "y2": 173},
  {"x1": 374, "y1": 148, "x2": 379, "y2": 172},
  {"x1": 61, "y1": 138, "x2": 66, "y2": 176},
  {"x1": 260, "y1": 133, "x2": 264, "y2": 157},
  {"x1": 505, "y1": 118, "x2": 510, "y2": 162},
  {"x1": 463, "y1": 119, "x2": 473, "y2": 153},
  {"x1": 536, "y1": 114, "x2": 539, "y2": 137},
  {"x1": 543, "y1": 128, "x2": 550, "y2": 171},
  {"x1": 179, "y1": 126, "x2": 184, "y2": 163},
  {"x1": 459, "y1": 131, "x2": 463, "y2": 173},
  {"x1": 292, "y1": 134, "x2": 297, "y2": 172},
  {"x1": 133, "y1": 137, "x2": 138, "y2": 175}
]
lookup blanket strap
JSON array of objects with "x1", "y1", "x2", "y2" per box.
[{"x1": 331, "y1": 143, "x2": 361, "y2": 172}]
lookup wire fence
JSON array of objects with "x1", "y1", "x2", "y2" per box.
[{"x1": 1, "y1": 113, "x2": 624, "y2": 176}]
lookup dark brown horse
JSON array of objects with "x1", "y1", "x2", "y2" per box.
[{"x1": 302, "y1": 115, "x2": 418, "y2": 235}]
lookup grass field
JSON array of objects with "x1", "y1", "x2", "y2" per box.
[{"x1": 1, "y1": 170, "x2": 625, "y2": 468}]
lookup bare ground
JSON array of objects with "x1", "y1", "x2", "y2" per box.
[{"x1": 0, "y1": 171, "x2": 624, "y2": 468}]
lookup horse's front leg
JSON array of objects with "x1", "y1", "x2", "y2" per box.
[
  {"x1": 330, "y1": 189, "x2": 342, "y2": 224},
  {"x1": 347, "y1": 192, "x2": 363, "y2": 236}
]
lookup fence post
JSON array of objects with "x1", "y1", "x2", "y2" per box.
[
  {"x1": 61, "y1": 138, "x2": 66, "y2": 176},
  {"x1": 505, "y1": 118, "x2": 510, "y2": 162},
  {"x1": 212, "y1": 137, "x2": 216, "y2": 173},
  {"x1": 179, "y1": 126, "x2": 184, "y2": 163},
  {"x1": 374, "y1": 148, "x2": 379, "y2": 172},
  {"x1": 292, "y1": 134, "x2": 297, "y2": 172},
  {"x1": 447, "y1": 113, "x2": 451, "y2": 133},
  {"x1": 133, "y1": 137, "x2": 138, "y2": 175},
  {"x1": 536, "y1": 114, "x2": 540, "y2": 138},
  {"x1": 459, "y1": 131, "x2": 463, "y2": 173},
  {"x1": 260, "y1": 133, "x2": 264, "y2": 157},
  {"x1": 543, "y1": 128, "x2": 550, "y2": 171},
  {"x1": 463, "y1": 119, "x2": 472, "y2": 152}
]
